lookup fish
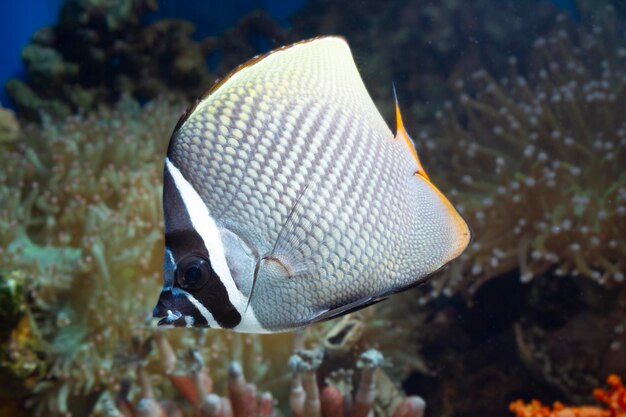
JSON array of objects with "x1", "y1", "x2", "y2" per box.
[{"x1": 152, "y1": 36, "x2": 470, "y2": 333}]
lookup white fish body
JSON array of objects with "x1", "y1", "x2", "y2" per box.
[{"x1": 153, "y1": 37, "x2": 470, "y2": 333}]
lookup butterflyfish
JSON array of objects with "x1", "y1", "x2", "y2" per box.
[{"x1": 152, "y1": 37, "x2": 470, "y2": 333}]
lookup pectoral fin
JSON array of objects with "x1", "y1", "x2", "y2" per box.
[
  {"x1": 306, "y1": 296, "x2": 388, "y2": 324},
  {"x1": 305, "y1": 278, "x2": 428, "y2": 325}
]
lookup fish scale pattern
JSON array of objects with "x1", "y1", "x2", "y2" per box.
[{"x1": 168, "y1": 37, "x2": 467, "y2": 330}]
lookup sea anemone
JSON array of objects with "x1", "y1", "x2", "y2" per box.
[
  {"x1": 290, "y1": 0, "x2": 559, "y2": 124},
  {"x1": 423, "y1": 7, "x2": 626, "y2": 297},
  {"x1": 0, "y1": 97, "x2": 177, "y2": 414}
]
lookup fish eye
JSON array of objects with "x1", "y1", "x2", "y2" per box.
[{"x1": 176, "y1": 255, "x2": 211, "y2": 290}]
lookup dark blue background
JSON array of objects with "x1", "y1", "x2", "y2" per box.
[{"x1": 0, "y1": 0, "x2": 577, "y2": 108}]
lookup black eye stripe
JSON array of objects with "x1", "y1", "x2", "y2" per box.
[
  {"x1": 176, "y1": 255, "x2": 211, "y2": 290},
  {"x1": 163, "y1": 162, "x2": 241, "y2": 329},
  {"x1": 164, "y1": 163, "x2": 208, "y2": 258}
]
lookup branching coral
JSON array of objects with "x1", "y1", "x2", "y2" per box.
[{"x1": 423, "y1": 7, "x2": 626, "y2": 297}]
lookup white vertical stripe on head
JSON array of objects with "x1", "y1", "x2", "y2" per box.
[
  {"x1": 165, "y1": 158, "x2": 266, "y2": 333},
  {"x1": 172, "y1": 287, "x2": 218, "y2": 327},
  {"x1": 165, "y1": 158, "x2": 243, "y2": 309}
]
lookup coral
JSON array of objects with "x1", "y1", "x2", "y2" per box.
[
  {"x1": 0, "y1": 97, "x2": 178, "y2": 415},
  {"x1": 6, "y1": 0, "x2": 289, "y2": 122},
  {"x1": 4, "y1": 3, "x2": 625, "y2": 417},
  {"x1": 370, "y1": 6, "x2": 626, "y2": 415},
  {"x1": 62, "y1": 322, "x2": 425, "y2": 417},
  {"x1": 422, "y1": 7, "x2": 626, "y2": 297},
  {"x1": 514, "y1": 288, "x2": 626, "y2": 401},
  {"x1": 6, "y1": 0, "x2": 165, "y2": 120},
  {"x1": 5, "y1": 1, "x2": 185, "y2": 120},
  {"x1": 509, "y1": 374, "x2": 626, "y2": 417},
  {"x1": 0, "y1": 105, "x2": 20, "y2": 143},
  {"x1": 289, "y1": 0, "x2": 558, "y2": 124},
  {"x1": 593, "y1": 374, "x2": 626, "y2": 416}
]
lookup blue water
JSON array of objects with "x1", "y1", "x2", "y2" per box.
[
  {"x1": 0, "y1": 0, "x2": 305, "y2": 107},
  {"x1": 0, "y1": 0, "x2": 63, "y2": 106}
]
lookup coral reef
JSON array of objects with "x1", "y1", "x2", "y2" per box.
[
  {"x1": 3, "y1": 2, "x2": 626, "y2": 417},
  {"x1": 0, "y1": 97, "x2": 297, "y2": 415},
  {"x1": 5, "y1": 0, "x2": 287, "y2": 121},
  {"x1": 422, "y1": 6, "x2": 626, "y2": 297},
  {"x1": 509, "y1": 374, "x2": 626, "y2": 417},
  {"x1": 7, "y1": 0, "x2": 564, "y2": 125}
]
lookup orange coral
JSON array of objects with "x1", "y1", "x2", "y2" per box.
[
  {"x1": 593, "y1": 374, "x2": 626, "y2": 416},
  {"x1": 509, "y1": 375, "x2": 626, "y2": 417}
]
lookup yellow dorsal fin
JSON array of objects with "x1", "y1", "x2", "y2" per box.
[{"x1": 393, "y1": 85, "x2": 429, "y2": 180}]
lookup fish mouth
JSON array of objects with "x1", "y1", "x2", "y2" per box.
[
  {"x1": 152, "y1": 289, "x2": 210, "y2": 328},
  {"x1": 153, "y1": 289, "x2": 187, "y2": 327},
  {"x1": 153, "y1": 299, "x2": 185, "y2": 327},
  {"x1": 154, "y1": 309, "x2": 184, "y2": 327}
]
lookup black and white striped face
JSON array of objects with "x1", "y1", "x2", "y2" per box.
[{"x1": 152, "y1": 158, "x2": 256, "y2": 329}]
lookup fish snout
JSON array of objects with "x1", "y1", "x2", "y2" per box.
[{"x1": 152, "y1": 289, "x2": 198, "y2": 327}]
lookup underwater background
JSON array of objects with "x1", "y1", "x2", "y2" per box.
[{"x1": 0, "y1": 0, "x2": 625, "y2": 416}]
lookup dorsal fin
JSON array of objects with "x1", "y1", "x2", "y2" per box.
[
  {"x1": 393, "y1": 84, "x2": 429, "y2": 180},
  {"x1": 173, "y1": 36, "x2": 391, "y2": 141}
]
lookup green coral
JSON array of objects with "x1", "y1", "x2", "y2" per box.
[
  {"x1": 0, "y1": 105, "x2": 20, "y2": 143},
  {"x1": 21, "y1": 45, "x2": 78, "y2": 85}
]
